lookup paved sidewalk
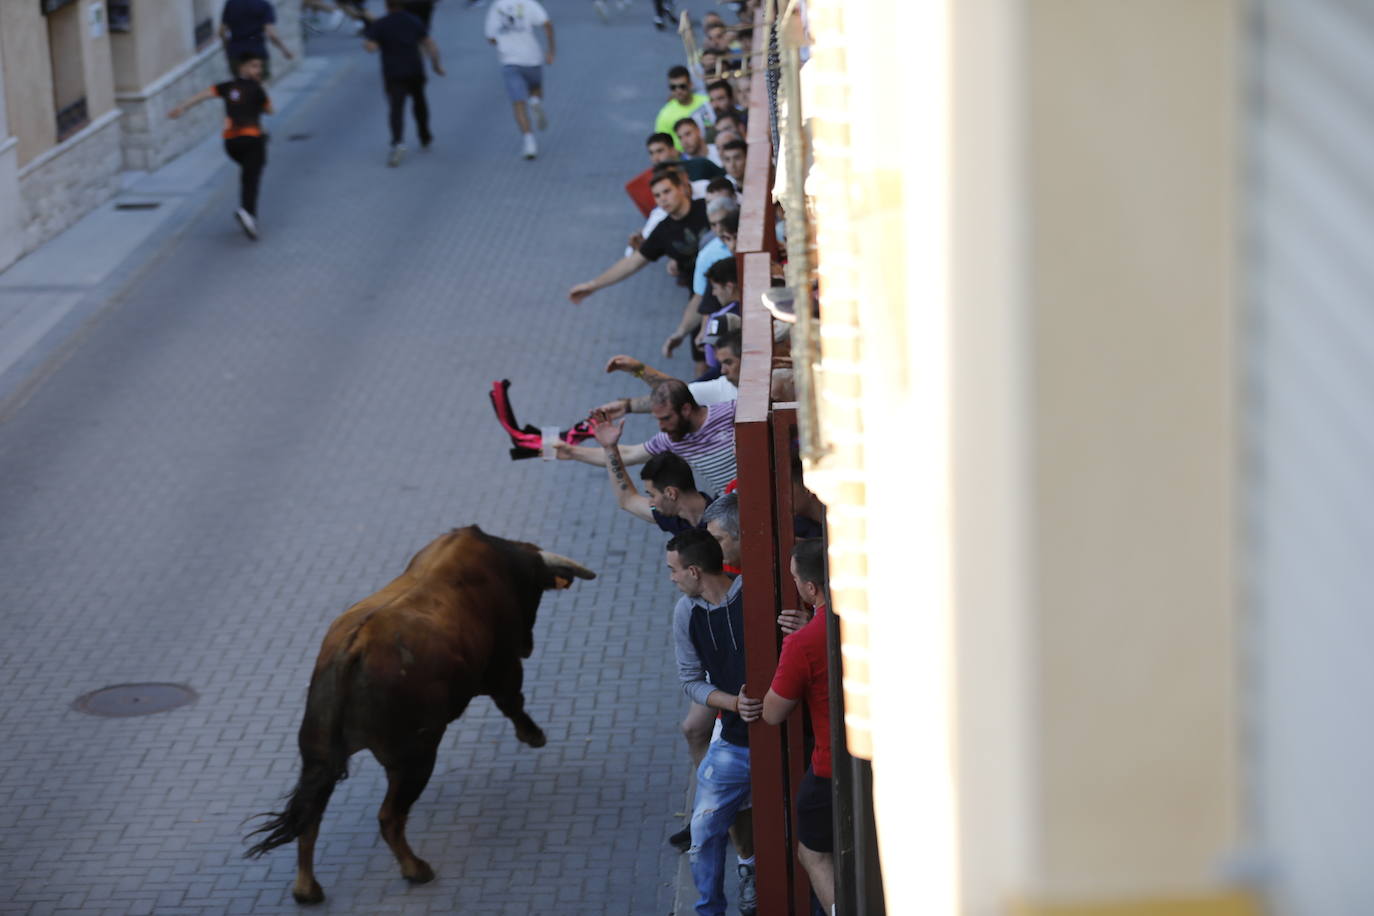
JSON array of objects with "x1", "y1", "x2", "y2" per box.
[
  {"x1": 0, "y1": 4, "x2": 729, "y2": 913},
  {"x1": 0, "y1": 56, "x2": 351, "y2": 416}
]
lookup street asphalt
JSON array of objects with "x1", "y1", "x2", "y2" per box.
[{"x1": 0, "y1": 3, "x2": 731, "y2": 913}]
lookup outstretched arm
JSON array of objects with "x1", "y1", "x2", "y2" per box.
[
  {"x1": 568, "y1": 252, "x2": 649, "y2": 304},
  {"x1": 593, "y1": 415, "x2": 654, "y2": 523},
  {"x1": 594, "y1": 356, "x2": 678, "y2": 418},
  {"x1": 663, "y1": 294, "x2": 704, "y2": 358},
  {"x1": 605, "y1": 355, "x2": 676, "y2": 389},
  {"x1": 167, "y1": 87, "x2": 219, "y2": 119},
  {"x1": 265, "y1": 24, "x2": 295, "y2": 59},
  {"x1": 554, "y1": 440, "x2": 651, "y2": 467},
  {"x1": 422, "y1": 36, "x2": 445, "y2": 75}
]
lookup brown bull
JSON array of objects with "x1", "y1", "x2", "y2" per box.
[{"x1": 244, "y1": 525, "x2": 595, "y2": 904}]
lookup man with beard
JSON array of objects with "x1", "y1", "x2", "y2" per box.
[{"x1": 556, "y1": 379, "x2": 737, "y2": 498}]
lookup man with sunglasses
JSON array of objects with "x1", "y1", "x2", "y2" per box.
[{"x1": 655, "y1": 66, "x2": 714, "y2": 151}]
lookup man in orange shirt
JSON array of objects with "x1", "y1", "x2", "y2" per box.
[{"x1": 168, "y1": 55, "x2": 273, "y2": 239}]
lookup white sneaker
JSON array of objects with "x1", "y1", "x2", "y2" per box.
[
  {"x1": 325, "y1": 9, "x2": 345, "y2": 29},
  {"x1": 531, "y1": 101, "x2": 548, "y2": 130},
  {"x1": 522, "y1": 134, "x2": 537, "y2": 159},
  {"x1": 388, "y1": 143, "x2": 406, "y2": 167},
  {"x1": 235, "y1": 208, "x2": 258, "y2": 239}
]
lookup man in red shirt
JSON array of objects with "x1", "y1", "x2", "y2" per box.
[{"x1": 762, "y1": 538, "x2": 835, "y2": 911}]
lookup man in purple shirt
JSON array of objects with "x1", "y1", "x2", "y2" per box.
[{"x1": 555, "y1": 379, "x2": 737, "y2": 497}]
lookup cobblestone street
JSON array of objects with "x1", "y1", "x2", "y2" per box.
[{"x1": 0, "y1": 5, "x2": 712, "y2": 913}]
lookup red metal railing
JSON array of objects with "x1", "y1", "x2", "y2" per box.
[{"x1": 732, "y1": 10, "x2": 813, "y2": 911}]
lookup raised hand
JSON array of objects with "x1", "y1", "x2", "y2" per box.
[
  {"x1": 591, "y1": 411, "x2": 625, "y2": 447},
  {"x1": 604, "y1": 355, "x2": 644, "y2": 375}
]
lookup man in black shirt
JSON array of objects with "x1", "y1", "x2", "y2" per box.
[
  {"x1": 364, "y1": 0, "x2": 445, "y2": 166},
  {"x1": 569, "y1": 168, "x2": 709, "y2": 304},
  {"x1": 168, "y1": 54, "x2": 274, "y2": 239},
  {"x1": 220, "y1": 0, "x2": 294, "y2": 79}
]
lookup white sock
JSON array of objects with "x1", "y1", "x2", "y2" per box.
[{"x1": 737, "y1": 855, "x2": 755, "y2": 867}]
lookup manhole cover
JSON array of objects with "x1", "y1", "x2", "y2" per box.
[{"x1": 73, "y1": 683, "x2": 197, "y2": 718}]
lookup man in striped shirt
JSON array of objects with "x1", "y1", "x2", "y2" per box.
[{"x1": 556, "y1": 379, "x2": 737, "y2": 497}]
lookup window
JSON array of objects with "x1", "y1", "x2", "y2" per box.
[
  {"x1": 107, "y1": 0, "x2": 131, "y2": 32},
  {"x1": 46, "y1": 0, "x2": 89, "y2": 141},
  {"x1": 193, "y1": 0, "x2": 216, "y2": 49}
]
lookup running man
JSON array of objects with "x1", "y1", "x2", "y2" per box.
[
  {"x1": 484, "y1": 0, "x2": 555, "y2": 160},
  {"x1": 167, "y1": 54, "x2": 273, "y2": 239},
  {"x1": 365, "y1": 0, "x2": 445, "y2": 166},
  {"x1": 219, "y1": 0, "x2": 294, "y2": 80}
]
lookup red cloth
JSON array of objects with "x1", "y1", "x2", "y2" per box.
[
  {"x1": 769, "y1": 605, "x2": 831, "y2": 778},
  {"x1": 624, "y1": 167, "x2": 656, "y2": 217}
]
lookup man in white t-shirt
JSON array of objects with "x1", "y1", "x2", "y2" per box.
[{"x1": 484, "y1": 0, "x2": 555, "y2": 160}]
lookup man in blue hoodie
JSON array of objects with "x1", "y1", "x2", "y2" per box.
[{"x1": 667, "y1": 528, "x2": 759, "y2": 916}]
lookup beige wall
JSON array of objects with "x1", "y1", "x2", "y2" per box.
[
  {"x1": 0, "y1": 2, "x2": 56, "y2": 166},
  {"x1": 48, "y1": 4, "x2": 86, "y2": 111},
  {"x1": 0, "y1": 1, "x2": 118, "y2": 165},
  {"x1": 80, "y1": 2, "x2": 116, "y2": 120},
  {"x1": 1026, "y1": 0, "x2": 1239, "y2": 899},
  {"x1": 112, "y1": 0, "x2": 194, "y2": 93},
  {"x1": 0, "y1": 58, "x2": 20, "y2": 271}
]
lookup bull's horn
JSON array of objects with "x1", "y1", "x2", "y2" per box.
[{"x1": 539, "y1": 551, "x2": 597, "y2": 580}]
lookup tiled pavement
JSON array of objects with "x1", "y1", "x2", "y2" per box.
[{"x1": 0, "y1": 5, "x2": 723, "y2": 913}]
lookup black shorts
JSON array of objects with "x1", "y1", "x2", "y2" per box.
[{"x1": 795, "y1": 767, "x2": 833, "y2": 854}]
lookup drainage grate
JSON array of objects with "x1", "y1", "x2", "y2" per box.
[
  {"x1": 115, "y1": 201, "x2": 161, "y2": 211},
  {"x1": 73, "y1": 683, "x2": 197, "y2": 718}
]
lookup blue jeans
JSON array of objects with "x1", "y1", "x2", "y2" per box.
[{"x1": 689, "y1": 739, "x2": 752, "y2": 916}]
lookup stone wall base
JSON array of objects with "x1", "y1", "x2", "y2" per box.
[
  {"x1": 117, "y1": 43, "x2": 230, "y2": 174},
  {"x1": 17, "y1": 111, "x2": 124, "y2": 257},
  {"x1": 0, "y1": 138, "x2": 21, "y2": 273}
]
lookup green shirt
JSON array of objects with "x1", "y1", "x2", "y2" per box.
[{"x1": 655, "y1": 94, "x2": 715, "y2": 150}]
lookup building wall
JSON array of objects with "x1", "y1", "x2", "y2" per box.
[
  {"x1": 116, "y1": 45, "x2": 226, "y2": 172},
  {"x1": 0, "y1": 2, "x2": 57, "y2": 168},
  {"x1": 1026, "y1": 0, "x2": 1240, "y2": 899},
  {"x1": 112, "y1": 0, "x2": 301, "y2": 173},
  {"x1": 0, "y1": 0, "x2": 301, "y2": 270},
  {"x1": 18, "y1": 111, "x2": 123, "y2": 254},
  {"x1": 78, "y1": 2, "x2": 116, "y2": 122},
  {"x1": 112, "y1": 0, "x2": 196, "y2": 92},
  {"x1": 0, "y1": 59, "x2": 19, "y2": 271}
]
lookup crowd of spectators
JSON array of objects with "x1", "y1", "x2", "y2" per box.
[{"x1": 554, "y1": 5, "x2": 833, "y2": 915}]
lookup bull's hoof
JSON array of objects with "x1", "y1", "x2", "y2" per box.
[
  {"x1": 518, "y1": 726, "x2": 546, "y2": 748},
  {"x1": 403, "y1": 859, "x2": 436, "y2": 884},
  {"x1": 291, "y1": 879, "x2": 325, "y2": 905}
]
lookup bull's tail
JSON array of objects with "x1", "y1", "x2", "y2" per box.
[{"x1": 244, "y1": 659, "x2": 353, "y2": 859}]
